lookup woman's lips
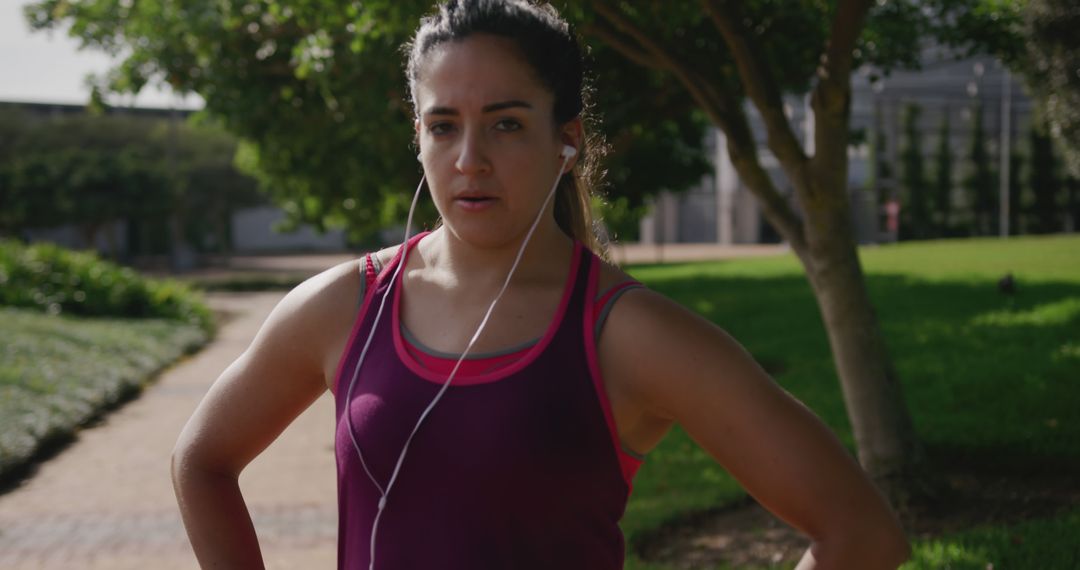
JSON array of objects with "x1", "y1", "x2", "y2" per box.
[{"x1": 454, "y1": 196, "x2": 498, "y2": 212}]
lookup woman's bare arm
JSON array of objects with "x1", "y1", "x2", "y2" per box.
[
  {"x1": 600, "y1": 289, "x2": 910, "y2": 569},
  {"x1": 171, "y1": 261, "x2": 358, "y2": 568}
]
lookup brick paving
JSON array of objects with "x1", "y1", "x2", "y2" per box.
[
  {"x1": 153, "y1": 242, "x2": 792, "y2": 282},
  {"x1": 0, "y1": 292, "x2": 338, "y2": 569}
]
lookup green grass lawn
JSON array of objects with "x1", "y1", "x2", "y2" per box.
[
  {"x1": 620, "y1": 234, "x2": 1080, "y2": 569},
  {"x1": 0, "y1": 308, "x2": 209, "y2": 482}
]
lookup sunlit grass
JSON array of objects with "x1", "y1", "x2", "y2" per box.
[
  {"x1": 619, "y1": 234, "x2": 1080, "y2": 568},
  {"x1": 0, "y1": 308, "x2": 208, "y2": 480}
]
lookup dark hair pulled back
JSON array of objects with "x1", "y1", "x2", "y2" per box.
[{"x1": 403, "y1": 0, "x2": 606, "y2": 254}]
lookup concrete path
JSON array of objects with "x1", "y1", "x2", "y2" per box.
[
  {"x1": 171, "y1": 242, "x2": 792, "y2": 282},
  {"x1": 0, "y1": 292, "x2": 338, "y2": 569}
]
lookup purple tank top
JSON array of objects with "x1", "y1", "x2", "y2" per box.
[{"x1": 332, "y1": 233, "x2": 633, "y2": 569}]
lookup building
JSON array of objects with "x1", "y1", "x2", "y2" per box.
[{"x1": 639, "y1": 51, "x2": 1033, "y2": 245}]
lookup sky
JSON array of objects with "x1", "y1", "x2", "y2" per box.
[{"x1": 0, "y1": 0, "x2": 203, "y2": 109}]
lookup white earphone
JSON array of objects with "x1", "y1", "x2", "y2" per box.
[{"x1": 345, "y1": 143, "x2": 577, "y2": 570}]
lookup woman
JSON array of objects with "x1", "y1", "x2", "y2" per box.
[{"x1": 172, "y1": 1, "x2": 911, "y2": 568}]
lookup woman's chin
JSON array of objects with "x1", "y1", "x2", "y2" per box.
[{"x1": 441, "y1": 221, "x2": 529, "y2": 251}]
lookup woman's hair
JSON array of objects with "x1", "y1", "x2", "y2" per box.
[{"x1": 403, "y1": 0, "x2": 608, "y2": 255}]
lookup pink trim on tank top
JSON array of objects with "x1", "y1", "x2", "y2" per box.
[
  {"x1": 392, "y1": 236, "x2": 583, "y2": 386},
  {"x1": 403, "y1": 279, "x2": 643, "y2": 376},
  {"x1": 403, "y1": 339, "x2": 529, "y2": 376},
  {"x1": 331, "y1": 233, "x2": 427, "y2": 397},
  {"x1": 583, "y1": 257, "x2": 644, "y2": 486}
]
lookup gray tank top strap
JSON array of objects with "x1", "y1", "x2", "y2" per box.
[
  {"x1": 356, "y1": 248, "x2": 643, "y2": 354},
  {"x1": 593, "y1": 280, "x2": 645, "y2": 339},
  {"x1": 355, "y1": 253, "x2": 384, "y2": 310}
]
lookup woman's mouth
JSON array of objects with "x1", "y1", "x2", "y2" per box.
[{"x1": 455, "y1": 195, "x2": 498, "y2": 211}]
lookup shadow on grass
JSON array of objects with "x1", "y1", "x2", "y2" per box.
[
  {"x1": 621, "y1": 266, "x2": 1080, "y2": 563},
  {"x1": 637, "y1": 268, "x2": 1080, "y2": 452},
  {"x1": 0, "y1": 379, "x2": 147, "y2": 495}
]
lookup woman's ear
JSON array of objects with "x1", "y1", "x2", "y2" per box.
[{"x1": 559, "y1": 117, "x2": 584, "y2": 171}]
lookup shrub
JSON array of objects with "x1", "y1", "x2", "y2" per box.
[{"x1": 0, "y1": 239, "x2": 213, "y2": 332}]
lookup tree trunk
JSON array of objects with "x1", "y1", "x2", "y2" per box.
[
  {"x1": 590, "y1": 0, "x2": 926, "y2": 505},
  {"x1": 800, "y1": 195, "x2": 926, "y2": 503}
]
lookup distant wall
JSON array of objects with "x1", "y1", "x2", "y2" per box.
[{"x1": 231, "y1": 206, "x2": 346, "y2": 253}]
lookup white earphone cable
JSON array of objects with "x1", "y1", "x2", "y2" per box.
[{"x1": 344, "y1": 149, "x2": 574, "y2": 570}]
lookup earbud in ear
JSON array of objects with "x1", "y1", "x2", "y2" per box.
[
  {"x1": 560, "y1": 145, "x2": 577, "y2": 159},
  {"x1": 416, "y1": 153, "x2": 422, "y2": 161}
]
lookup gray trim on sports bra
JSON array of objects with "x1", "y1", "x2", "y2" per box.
[
  {"x1": 358, "y1": 254, "x2": 643, "y2": 358},
  {"x1": 356, "y1": 254, "x2": 648, "y2": 461},
  {"x1": 400, "y1": 324, "x2": 539, "y2": 359}
]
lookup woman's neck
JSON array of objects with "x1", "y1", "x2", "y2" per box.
[{"x1": 415, "y1": 224, "x2": 574, "y2": 291}]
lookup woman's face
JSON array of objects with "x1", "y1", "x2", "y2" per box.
[{"x1": 414, "y1": 33, "x2": 579, "y2": 249}]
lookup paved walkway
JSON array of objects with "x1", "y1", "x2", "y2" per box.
[
  {"x1": 167, "y1": 242, "x2": 792, "y2": 282},
  {"x1": 0, "y1": 292, "x2": 338, "y2": 569},
  {"x1": 0, "y1": 243, "x2": 791, "y2": 569}
]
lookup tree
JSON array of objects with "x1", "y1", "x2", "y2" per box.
[
  {"x1": 0, "y1": 109, "x2": 261, "y2": 257},
  {"x1": 965, "y1": 103, "x2": 997, "y2": 236},
  {"x1": 867, "y1": 101, "x2": 896, "y2": 239},
  {"x1": 932, "y1": 110, "x2": 954, "y2": 236},
  {"x1": 569, "y1": 1, "x2": 1021, "y2": 500},
  {"x1": 0, "y1": 112, "x2": 168, "y2": 253},
  {"x1": 899, "y1": 103, "x2": 930, "y2": 240},
  {"x1": 1028, "y1": 116, "x2": 1061, "y2": 234},
  {"x1": 1066, "y1": 175, "x2": 1080, "y2": 232},
  {"x1": 28, "y1": 0, "x2": 1026, "y2": 502},
  {"x1": 23, "y1": 1, "x2": 711, "y2": 243},
  {"x1": 1008, "y1": 147, "x2": 1024, "y2": 236},
  {"x1": 1021, "y1": 0, "x2": 1080, "y2": 181}
]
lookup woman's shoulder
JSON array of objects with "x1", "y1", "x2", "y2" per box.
[
  {"x1": 301, "y1": 244, "x2": 402, "y2": 303},
  {"x1": 272, "y1": 245, "x2": 405, "y2": 379}
]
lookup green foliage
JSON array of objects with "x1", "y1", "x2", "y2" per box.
[
  {"x1": 1028, "y1": 116, "x2": 1062, "y2": 233},
  {"x1": 621, "y1": 235, "x2": 1080, "y2": 567},
  {"x1": 0, "y1": 109, "x2": 263, "y2": 253},
  {"x1": 0, "y1": 110, "x2": 165, "y2": 236},
  {"x1": 593, "y1": 194, "x2": 647, "y2": 243},
  {"x1": 932, "y1": 112, "x2": 954, "y2": 235},
  {"x1": 964, "y1": 103, "x2": 997, "y2": 236},
  {"x1": 1007, "y1": 146, "x2": 1023, "y2": 235},
  {"x1": 0, "y1": 240, "x2": 213, "y2": 332},
  {"x1": 904, "y1": 510, "x2": 1080, "y2": 569},
  {"x1": 0, "y1": 307, "x2": 208, "y2": 480},
  {"x1": 900, "y1": 103, "x2": 930, "y2": 240},
  {"x1": 21, "y1": 1, "x2": 711, "y2": 240},
  {"x1": 23, "y1": 0, "x2": 1021, "y2": 241},
  {"x1": 867, "y1": 103, "x2": 896, "y2": 245},
  {"x1": 1021, "y1": 0, "x2": 1080, "y2": 180}
]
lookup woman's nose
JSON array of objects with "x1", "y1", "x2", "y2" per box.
[{"x1": 455, "y1": 133, "x2": 491, "y2": 175}]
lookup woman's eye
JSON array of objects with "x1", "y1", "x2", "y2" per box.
[
  {"x1": 428, "y1": 122, "x2": 454, "y2": 135},
  {"x1": 495, "y1": 119, "x2": 522, "y2": 132}
]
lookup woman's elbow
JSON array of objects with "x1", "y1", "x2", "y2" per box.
[
  {"x1": 810, "y1": 517, "x2": 911, "y2": 569},
  {"x1": 874, "y1": 523, "x2": 912, "y2": 568}
]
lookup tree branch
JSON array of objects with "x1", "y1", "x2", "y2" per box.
[
  {"x1": 581, "y1": 23, "x2": 664, "y2": 71},
  {"x1": 818, "y1": 0, "x2": 871, "y2": 89},
  {"x1": 701, "y1": 0, "x2": 810, "y2": 189},
  {"x1": 592, "y1": 1, "x2": 728, "y2": 126},
  {"x1": 592, "y1": 0, "x2": 807, "y2": 251},
  {"x1": 811, "y1": 0, "x2": 873, "y2": 205}
]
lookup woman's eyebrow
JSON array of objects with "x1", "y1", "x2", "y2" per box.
[{"x1": 424, "y1": 100, "x2": 533, "y2": 117}]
